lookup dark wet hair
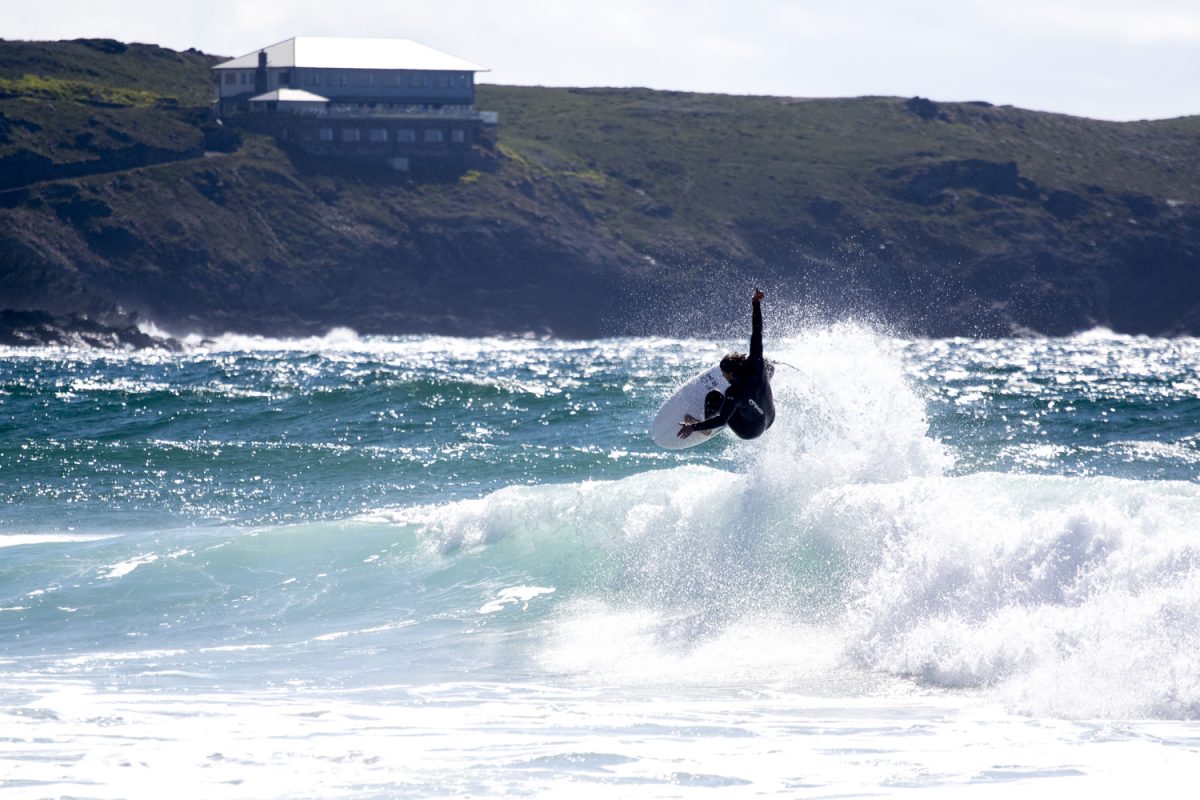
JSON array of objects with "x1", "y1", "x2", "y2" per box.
[
  {"x1": 720, "y1": 352, "x2": 774, "y2": 381},
  {"x1": 719, "y1": 352, "x2": 747, "y2": 375}
]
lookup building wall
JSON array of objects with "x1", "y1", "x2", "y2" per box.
[
  {"x1": 217, "y1": 67, "x2": 475, "y2": 106},
  {"x1": 233, "y1": 113, "x2": 493, "y2": 170},
  {"x1": 214, "y1": 60, "x2": 493, "y2": 171}
]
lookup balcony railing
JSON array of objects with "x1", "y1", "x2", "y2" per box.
[{"x1": 248, "y1": 103, "x2": 497, "y2": 122}]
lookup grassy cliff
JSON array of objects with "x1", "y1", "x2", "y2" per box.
[{"x1": 2, "y1": 38, "x2": 1199, "y2": 338}]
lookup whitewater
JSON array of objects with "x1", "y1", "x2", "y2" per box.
[{"x1": 2, "y1": 322, "x2": 1199, "y2": 797}]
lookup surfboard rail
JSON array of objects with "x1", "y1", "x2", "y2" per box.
[{"x1": 649, "y1": 366, "x2": 729, "y2": 449}]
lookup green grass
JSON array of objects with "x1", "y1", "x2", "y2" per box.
[
  {"x1": 476, "y1": 85, "x2": 1200, "y2": 258},
  {"x1": 0, "y1": 39, "x2": 220, "y2": 106},
  {"x1": 0, "y1": 74, "x2": 164, "y2": 106}
]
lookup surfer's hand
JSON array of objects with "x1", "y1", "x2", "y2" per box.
[
  {"x1": 753, "y1": 288, "x2": 765, "y2": 303},
  {"x1": 677, "y1": 422, "x2": 694, "y2": 439}
]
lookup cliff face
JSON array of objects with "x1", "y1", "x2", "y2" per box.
[{"x1": 2, "y1": 39, "x2": 1199, "y2": 339}]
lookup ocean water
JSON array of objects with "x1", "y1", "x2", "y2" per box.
[{"x1": 2, "y1": 322, "x2": 1199, "y2": 798}]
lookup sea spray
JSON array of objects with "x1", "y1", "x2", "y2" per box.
[
  {"x1": 839, "y1": 473, "x2": 1200, "y2": 718},
  {"x1": 6, "y1": 324, "x2": 1200, "y2": 798}
]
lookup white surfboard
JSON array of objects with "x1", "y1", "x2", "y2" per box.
[{"x1": 650, "y1": 366, "x2": 729, "y2": 449}]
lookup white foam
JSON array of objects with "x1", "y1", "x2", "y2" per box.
[
  {"x1": 3, "y1": 678, "x2": 1196, "y2": 799},
  {"x1": 841, "y1": 473, "x2": 1200, "y2": 718},
  {"x1": 310, "y1": 620, "x2": 418, "y2": 642},
  {"x1": 101, "y1": 553, "x2": 159, "y2": 579},
  {"x1": 0, "y1": 534, "x2": 116, "y2": 549},
  {"x1": 479, "y1": 586, "x2": 556, "y2": 614}
]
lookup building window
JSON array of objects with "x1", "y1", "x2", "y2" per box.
[
  {"x1": 451, "y1": 129, "x2": 465, "y2": 143},
  {"x1": 239, "y1": 72, "x2": 248, "y2": 85},
  {"x1": 369, "y1": 128, "x2": 388, "y2": 142},
  {"x1": 224, "y1": 73, "x2": 236, "y2": 85},
  {"x1": 342, "y1": 128, "x2": 361, "y2": 142},
  {"x1": 424, "y1": 129, "x2": 444, "y2": 143},
  {"x1": 395, "y1": 129, "x2": 415, "y2": 142},
  {"x1": 318, "y1": 128, "x2": 334, "y2": 142}
]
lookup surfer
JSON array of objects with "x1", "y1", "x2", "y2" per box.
[{"x1": 678, "y1": 288, "x2": 776, "y2": 441}]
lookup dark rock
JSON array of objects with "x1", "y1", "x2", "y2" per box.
[
  {"x1": 636, "y1": 202, "x2": 673, "y2": 218},
  {"x1": 104, "y1": 127, "x2": 134, "y2": 144},
  {"x1": 52, "y1": 195, "x2": 112, "y2": 226},
  {"x1": 0, "y1": 309, "x2": 180, "y2": 350},
  {"x1": 72, "y1": 39, "x2": 129, "y2": 55},
  {"x1": 201, "y1": 123, "x2": 240, "y2": 153},
  {"x1": 806, "y1": 197, "x2": 844, "y2": 223},
  {"x1": 1043, "y1": 190, "x2": 1089, "y2": 220},
  {"x1": 894, "y1": 159, "x2": 1040, "y2": 204},
  {"x1": 906, "y1": 97, "x2": 940, "y2": 120},
  {"x1": 85, "y1": 225, "x2": 144, "y2": 259},
  {"x1": 1122, "y1": 193, "x2": 1160, "y2": 219},
  {"x1": 0, "y1": 188, "x2": 27, "y2": 209},
  {"x1": 0, "y1": 150, "x2": 55, "y2": 190},
  {"x1": 189, "y1": 170, "x2": 227, "y2": 205},
  {"x1": 970, "y1": 196, "x2": 1002, "y2": 212}
]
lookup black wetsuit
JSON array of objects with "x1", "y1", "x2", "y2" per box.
[{"x1": 692, "y1": 299, "x2": 775, "y2": 439}]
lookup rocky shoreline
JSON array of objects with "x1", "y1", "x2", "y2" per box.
[
  {"x1": 2, "y1": 40, "x2": 1199, "y2": 340},
  {"x1": 0, "y1": 309, "x2": 180, "y2": 350}
]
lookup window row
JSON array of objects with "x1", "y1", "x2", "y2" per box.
[
  {"x1": 223, "y1": 70, "x2": 471, "y2": 91},
  {"x1": 316, "y1": 127, "x2": 468, "y2": 144},
  {"x1": 303, "y1": 71, "x2": 471, "y2": 89}
]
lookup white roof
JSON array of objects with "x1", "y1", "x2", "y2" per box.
[
  {"x1": 248, "y1": 88, "x2": 330, "y2": 103},
  {"x1": 215, "y1": 37, "x2": 489, "y2": 72}
]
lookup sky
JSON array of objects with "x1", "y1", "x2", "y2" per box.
[{"x1": 6, "y1": 0, "x2": 1200, "y2": 121}]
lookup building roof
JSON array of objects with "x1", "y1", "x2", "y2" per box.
[
  {"x1": 248, "y1": 88, "x2": 330, "y2": 103},
  {"x1": 214, "y1": 37, "x2": 489, "y2": 72}
]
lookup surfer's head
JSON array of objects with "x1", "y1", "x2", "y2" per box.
[
  {"x1": 720, "y1": 352, "x2": 748, "y2": 382},
  {"x1": 720, "y1": 352, "x2": 774, "y2": 382}
]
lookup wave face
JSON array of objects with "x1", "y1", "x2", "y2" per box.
[{"x1": 3, "y1": 326, "x2": 1200, "y2": 719}]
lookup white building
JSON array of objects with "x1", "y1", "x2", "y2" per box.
[{"x1": 212, "y1": 37, "x2": 496, "y2": 170}]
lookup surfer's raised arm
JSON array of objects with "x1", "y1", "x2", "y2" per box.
[{"x1": 750, "y1": 288, "x2": 764, "y2": 364}]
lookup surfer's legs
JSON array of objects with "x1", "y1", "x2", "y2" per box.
[
  {"x1": 681, "y1": 391, "x2": 726, "y2": 438},
  {"x1": 704, "y1": 390, "x2": 723, "y2": 418}
]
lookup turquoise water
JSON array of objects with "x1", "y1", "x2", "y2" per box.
[{"x1": 3, "y1": 324, "x2": 1199, "y2": 796}]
